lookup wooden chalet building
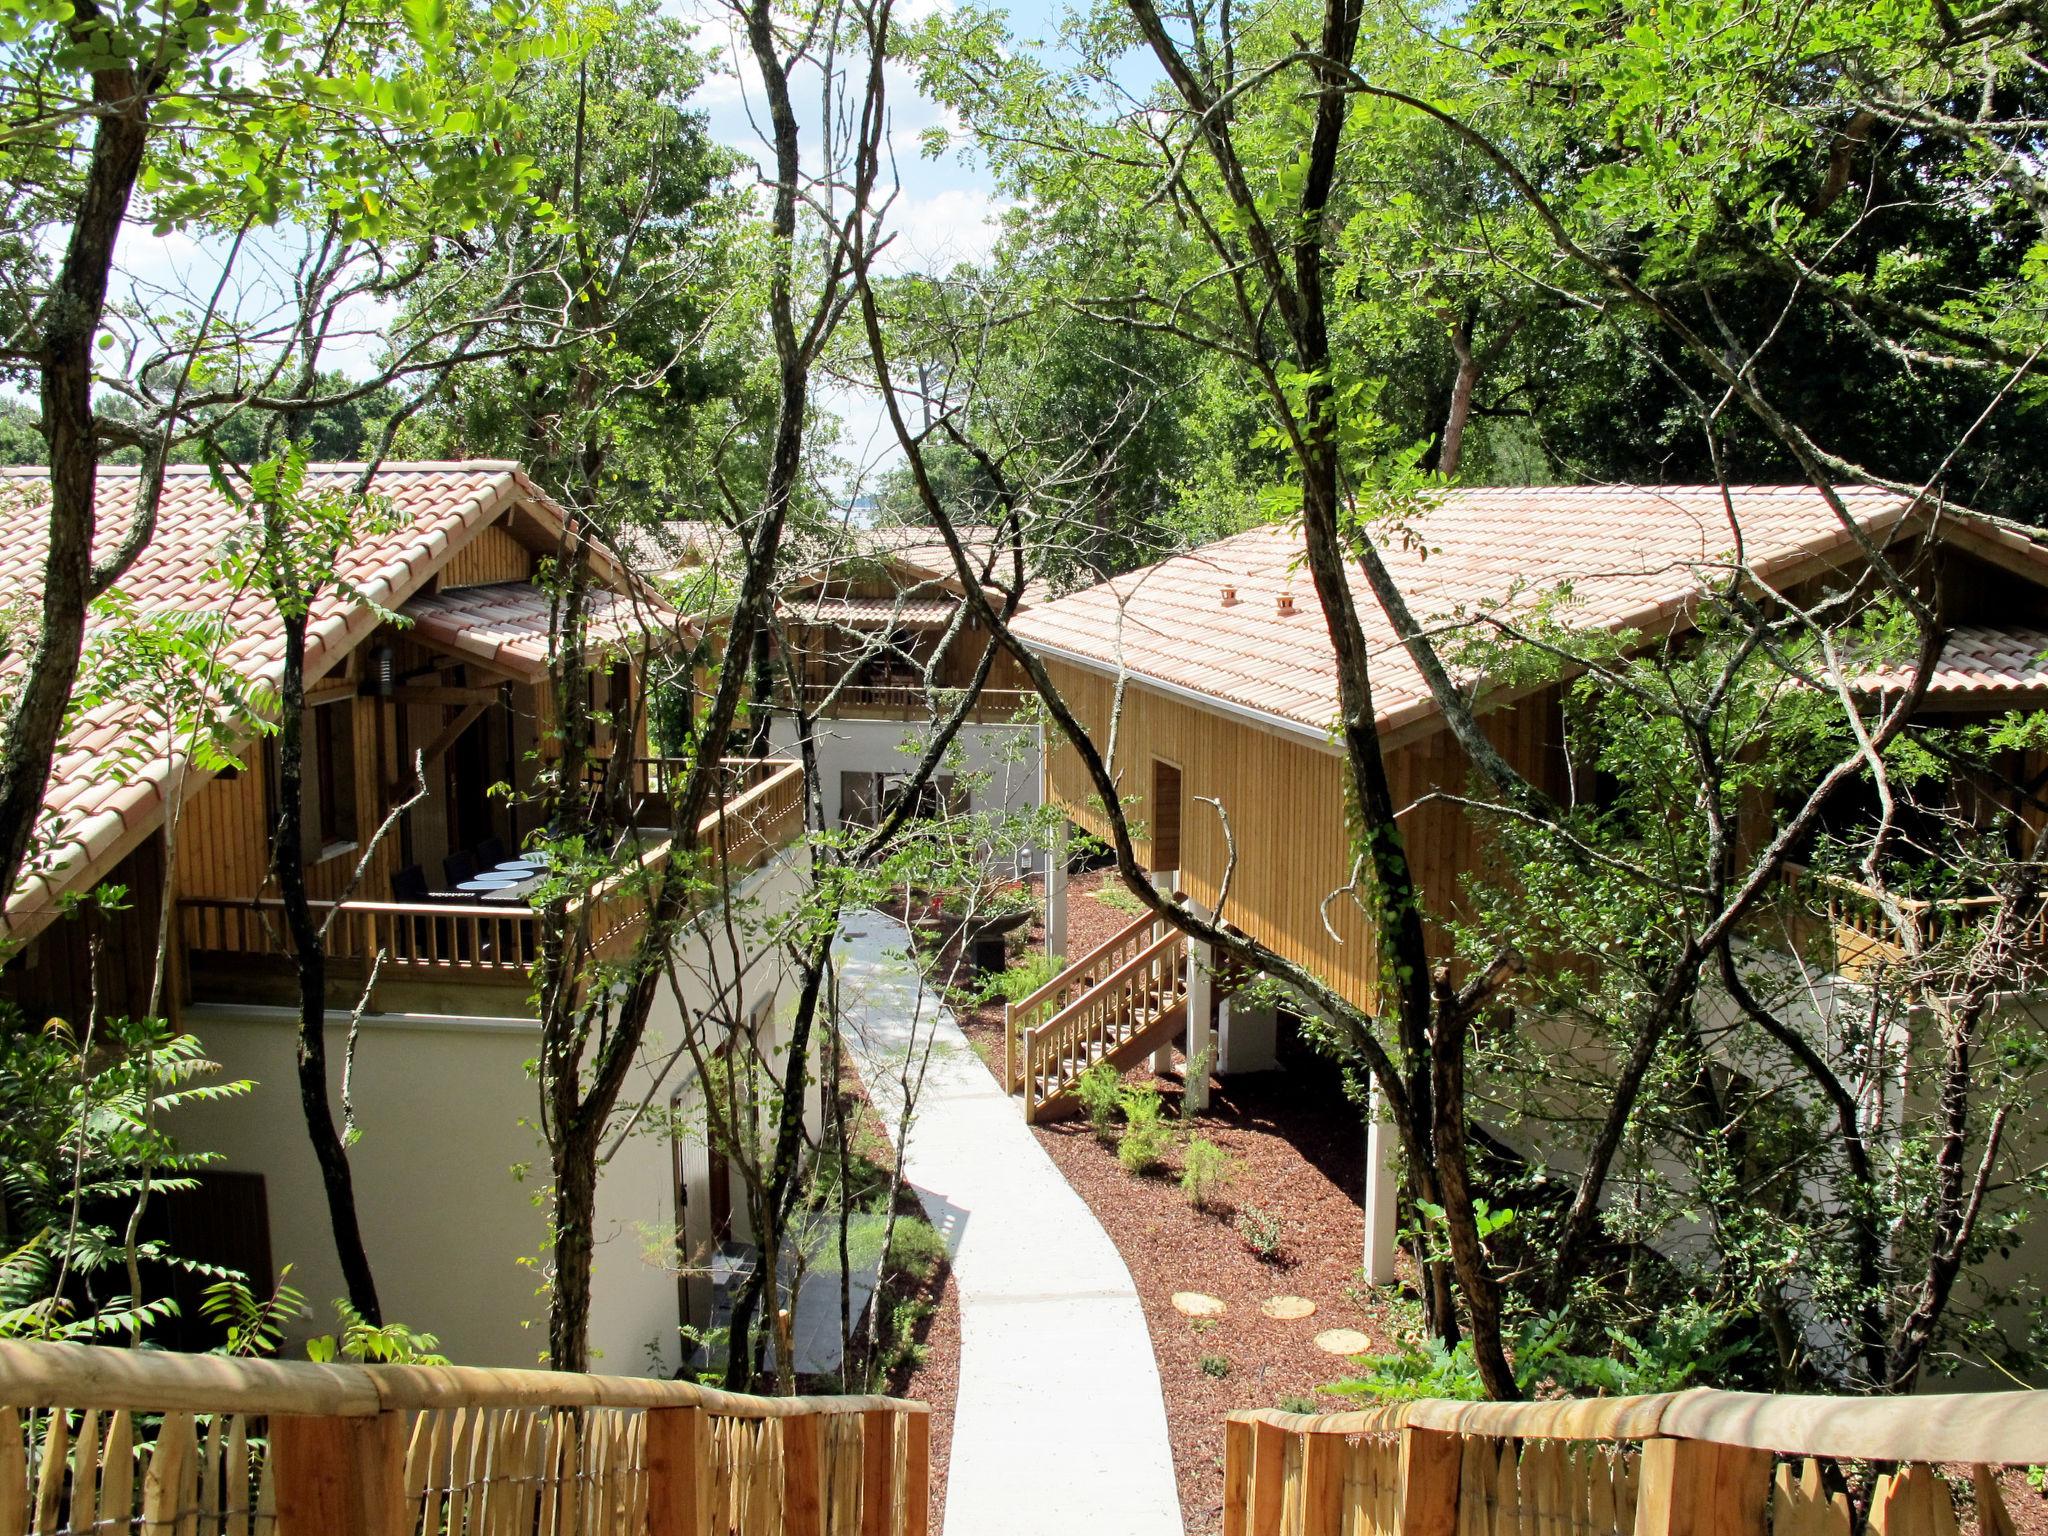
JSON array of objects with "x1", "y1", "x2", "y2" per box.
[
  {"x1": 1006, "y1": 484, "x2": 2048, "y2": 1285},
  {"x1": 0, "y1": 462, "x2": 810, "y2": 1367},
  {"x1": 772, "y1": 524, "x2": 1043, "y2": 836}
]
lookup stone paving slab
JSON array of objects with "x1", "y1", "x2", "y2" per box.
[{"x1": 835, "y1": 912, "x2": 1185, "y2": 1536}]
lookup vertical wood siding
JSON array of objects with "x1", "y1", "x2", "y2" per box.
[
  {"x1": 1042, "y1": 662, "x2": 1565, "y2": 1013},
  {"x1": 439, "y1": 522, "x2": 534, "y2": 588}
]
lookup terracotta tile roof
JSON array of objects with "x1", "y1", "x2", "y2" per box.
[
  {"x1": 777, "y1": 596, "x2": 961, "y2": 629},
  {"x1": 0, "y1": 461, "x2": 600, "y2": 938},
  {"x1": 404, "y1": 581, "x2": 685, "y2": 682},
  {"x1": 1013, "y1": 484, "x2": 1937, "y2": 741},
  {"x1": 1850, "y1": 625, "x2": 2048, "y2": 699},
  {"x1": 868, "y1": 525, "x2": 1047, "y2": 607}
]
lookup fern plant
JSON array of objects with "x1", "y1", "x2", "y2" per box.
[{"x1": 0, "y1": 1007, "x2": 253, "y2": 1342}]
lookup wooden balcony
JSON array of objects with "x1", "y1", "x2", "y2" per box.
[
  {"x1": 0, "y1": 1336, "x2": 929, "y2": 1534},
  {"x1": 790, "y1": 680, "x2": 1035, "y2": 722},
  {"x1": 1780, "y1": 862, "x2": 2048, "y2": 979},
  {"x1": 177, "y1": 757, "x2": 805, "y2": 1012},
  {"x1": 1225, "y1": 1386, "x2": 2044, "y2": 1536}
]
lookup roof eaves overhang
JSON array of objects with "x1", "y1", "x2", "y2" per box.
[
  {"x1": 1029, "y1": 506, "x2": 1919, "y2": 766},
  {"x1": 1026, "y1": 634, "x2": 1340, "y2": 751},
  {"x1": 1, "y1": 470, "x2": 538, "y2": 946}
]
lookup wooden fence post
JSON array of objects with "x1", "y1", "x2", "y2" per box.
[
  {"x1": 1399, "y1": 1427, "x2": 1464, "y2": 1536},
  {"x1": 1634, "y1": 1438, "x2": 1771, "y2": 1536},
  {"x1": 1250, "y1": 1420, "x2": 1289, "y2": 1535},
  {"x1": 903, "y1": 1409, "x2": 930, "y2": 1536},
  {"x1": 645, "y1": 1406, "x2": 709, "y2": 1536},
  {"x1": 859, "y1": 1409, "x2": 894, "y2": 1536},
  {"x1": 1223, "y1": 1419, "x2": 1254, "y2": 1536},
  {"x1": 1301, "y1": 1434, "x2": 1347, "y2": 1536},
  {"x1": 270, "y1": 1411, "x2": 406, "y2": 1536},
  {"x1": 782, "y1": 1411, "x2": 825, "y2": 1536}
]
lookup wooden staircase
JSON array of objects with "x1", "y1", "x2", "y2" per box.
[{"x1": 1004, "y1": 903, "x2": 1198, "y2": 1123}]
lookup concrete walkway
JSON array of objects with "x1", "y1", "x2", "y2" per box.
[{"x1": 834, "y1": 911, "x2": 1185, "y2": 1536}]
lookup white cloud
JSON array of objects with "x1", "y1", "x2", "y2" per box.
[{"x1": 878, "y1": 184, "x2": 1013, "y2": 275}]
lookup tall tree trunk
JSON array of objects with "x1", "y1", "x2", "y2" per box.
[
  {"x1": 273, "y1": 613, "x2": 383, "y2": 1323},
  {"x1": 548, "y1": 1122, "x2": 601, "y2": 1370},
  {"x1": 0, "y1": 31, "x2": 160, "y2": 908},
  {"x1": 1429, "y1": 1007, "x2": 1516, "y2": 1397},
  {"x1": 1437, "y1": 315, "x2": 1480, "y2": 477}
]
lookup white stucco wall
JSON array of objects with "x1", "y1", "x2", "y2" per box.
[
  {"x1": 175, "y1": 848, "x2": 816, "y2": 1374},
  {"x1": 769, "y1": 716, "x2": 1042, "y2": 843}
]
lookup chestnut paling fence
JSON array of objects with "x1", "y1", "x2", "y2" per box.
[
  {"x1": 0, "y1": 1339, "x2": 927, "y2": 1535},
  {"x1": 1224, "y1": 1388, "x2": 2048, "y2": 1536}
]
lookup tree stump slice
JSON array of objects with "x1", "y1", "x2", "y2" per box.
[
  {"x1": 1261, "y1": 1296, "x2": 1316, "y2": 1321},
  {"x1": 1313, "y1": 1328, "x2": 1372, "y2": 1356}
]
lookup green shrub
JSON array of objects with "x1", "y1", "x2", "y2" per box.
[
  {"x1": 1235, "y1": 1203, "x2": 1284, "y2": 1260},
  {"x1": 1277, "y1": 1393, "x2": 1320, "y2": 1415},
  {"x1": 1074, "y1": 1061, "x2": 1123, "y2": 1140},
  {"x1": 1093, "y1": 883, "x2": 1147, "y2": 915},
  {"x1": 881, "y1": 1295, "x2": 934, "y2": 1375},
  {"x1": 885, "y1": 1217, "x2": 950, "y2": 1284},
  {"x1": 977, "y1": 950, "x2": 1066, "y2": 1005},
  {"x1": 1117, "y1": 1084, "x2": 1174, "y2": 1174},
  {"x1": 1199, "y1": 1353, "x2": 1231, "y2": 1380},
  {"x1": 1180, "y1": 1136, "x2": 1237, "y2": 1210}
]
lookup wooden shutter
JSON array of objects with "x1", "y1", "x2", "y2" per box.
[{"x1": 1151, "y1": 759, "x2": 1182, "y2": 871}]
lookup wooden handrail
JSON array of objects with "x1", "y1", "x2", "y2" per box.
[
  {"x1": 1024, "y1": 926, "x2": 1189, "y2": 1117},
  {"x1": 0, "y1": 1340, "x2": 923, "y2": 1421},
  {"x1": 182, "y1": 895, "x2": 516, "y2": 922},
  {"x1": 1003, "y1": 896, "x2": 1183, "y2": 1091},
  {"x1": 0, "y1": 1339, "x2": 930, "y2": 1535},
  {"x1": 1029, "y1": 927, "x2": 1186, "y2": 1048},
  {"x1": 1224, "y1": 1387, "x2": 2048, "y2": 1536}
]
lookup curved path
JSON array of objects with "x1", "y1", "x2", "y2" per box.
[{"x1": 834, "y1": 911, "x2": 1185, "y2": 1536}]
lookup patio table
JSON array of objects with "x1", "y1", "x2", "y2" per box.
[
  {"x1": 456, "y1": 875, "x2": 526, "y2": 892},
  {"x1": 476, "y1": 873, "x2": 546, "y2": 904}
]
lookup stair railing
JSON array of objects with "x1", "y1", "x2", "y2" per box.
[
  {"x1": 1003, "y1": 893, "x2": 1183, "y2": 1091},
  {"x1": 1024, "y1": 927, "x2": 1190, "y2": 1120}
]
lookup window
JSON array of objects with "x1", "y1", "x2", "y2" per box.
[
  {"x1": 839, "y1": 771, "x2": 964, "y2": 828},
  {"x1": 841, "y1": 771, "x2": 878, "y2": 829},
  {"x1": 310, "y1": 700, "x2": 358, "y2": 853},
  {"x1": 1151, "y1": 759, "x2": 1182, "y2": 872}
]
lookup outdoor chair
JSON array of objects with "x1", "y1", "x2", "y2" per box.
[
  {"x1": 442, "y1": 850, "x2": 478, "y2": 888},
  {"x1": 477, "y1": 836, "x2": 508, "y2": 869}
]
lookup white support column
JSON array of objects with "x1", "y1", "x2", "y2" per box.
[
  {"x1": 1184, "y1": 932, "x2": 1213, "y2": 1114},
  {"x1": 1216, "y1": 997, "x2": 1279, "y2": 1074},
  {"x1": 1363, "y1": 1082, "x2": 1401, "y2": 1285},
  {"x1": 1045, "y1": 820, "x2": 1069, "y2": 962}
]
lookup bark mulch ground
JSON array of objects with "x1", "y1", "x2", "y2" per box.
[
  {"x1": 1035, "y1": 1054, "x2": 1408, "y2": 1536},
  {"x1": 832, "y1": 1056, "x2": 960, "y2": 1536}
]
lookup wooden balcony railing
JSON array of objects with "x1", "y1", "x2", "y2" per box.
[
  {"x1": 0, "y1": 1337, "x2": 927, "y2": 1535},
  {"x1": 790, "y1": 681, "x2": 1035, "y2": 721},
  {"x1": 1781, "y1": 862, "x2": 2048, "y2": 978},
  {"x1": 1225, "y1": 1387, "x2": 2046, "y2": 1536},
  {"x1": 178, "y1": 758, "x2": 806, "y2": 994}
]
